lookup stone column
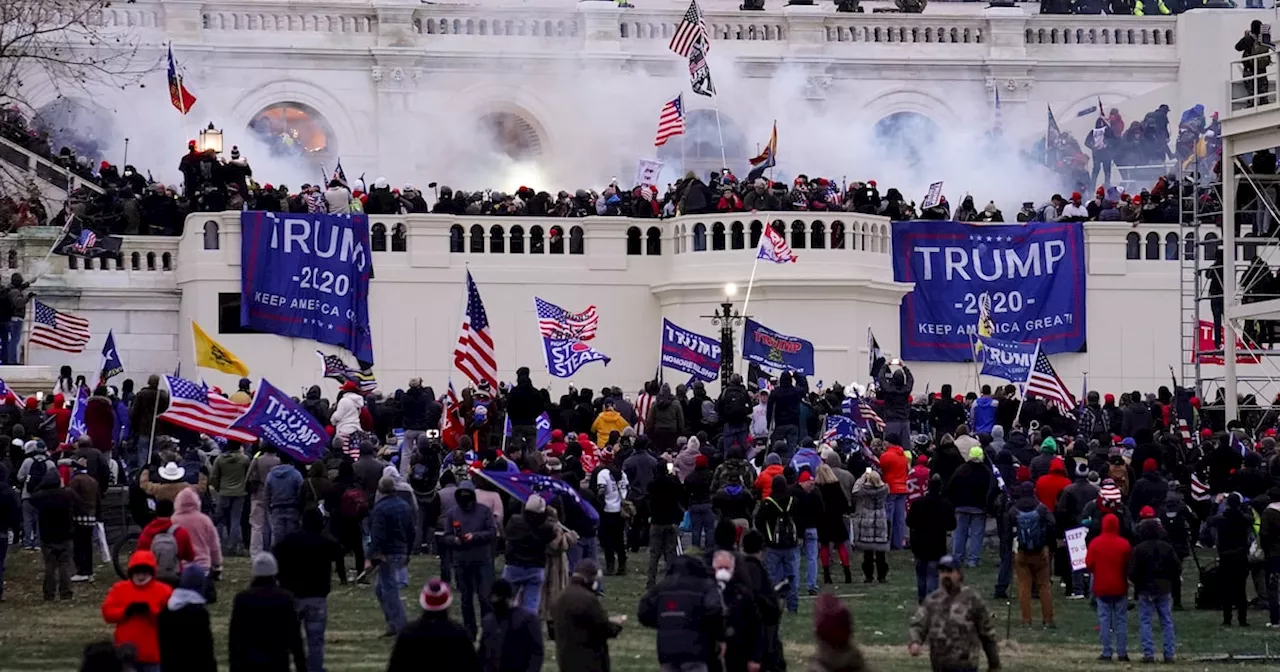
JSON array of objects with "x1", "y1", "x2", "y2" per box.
[
  {"x1": 579, "y1": 0, "x2": 622, "y2": 53},
  {"x1": 784, "y1": 5, "x2": 827, "y2": 55}
]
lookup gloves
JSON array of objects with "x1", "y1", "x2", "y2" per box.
[{"x1": 123, "y1": 602, "x2": 151, "y2": 618}]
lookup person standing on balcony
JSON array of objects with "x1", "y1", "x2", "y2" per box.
[
  {"x1": 1, "y1": 273, "x2": 31, "y2": 365},
  {"x1": 1238, "y1": 20, "x2": 1272, "y2": 107}
]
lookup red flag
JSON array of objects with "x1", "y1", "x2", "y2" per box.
[{"x1": 167, "y1": 43, "x2": 197, "y2": 114}]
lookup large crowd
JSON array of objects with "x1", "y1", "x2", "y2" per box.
[{"x1": 1, "y1": 358, "x2": 1280, "y2": 671}]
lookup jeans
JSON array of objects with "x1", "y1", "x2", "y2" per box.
[
  {"x1": 764, "y1": 546, "x2": 800, "y2": 612},
  {"x1": 884, "y1": 420, "x2": 911, "y2": 447},
  {"x1": 688, "y1": 503, "x2": 715, "y2": 549},
  {"x1": 502, "y1": 564, "x2": 546, "y2": 613},
  {"x1": 647, "y1": 524, "x2": 679, "y2": 587},
  {"x1": 269, "y1": 508, "x2": 301, "y2": 547},
  {"x1": 216, "y1": 495, "x2": 246, "y2": 554},
  {"x1": 995, "y1": 531, "x2": 1013, "y2": 596},
  {"x1": 720, "y1": 423, "x2": 749, "y2": 454},
  {"x1": 914, "y1": 558, "x2": 938, "y2": 603},
  {"x1": 771, "y1": 424, "x2": 800, "y2": 453},
  {"x1": 455, "y1": 560, "x2": 494, "y2": 639},
  {"x1": 885, "y1": 494, "x2": 907, "y2": 550},
  {"x1": 568, "y1": 536, "x2": 598, "y2": 575},
  {"x1": 375, "y1": 555, "x2": 407, "y2": 632},
  {"x1": 399, "y1": 430, "x2": 424, "y2": 477},
  {"x1": 1137, "y1": 593, "x2": 1175, "y2": 660},
  {"x1": 1091, "y1": 155, "x2": 1113, "y2": 187},
  {"x1": 1097, "y1": 596, "x2": 1128, "y2": 658},
  {"x1": 296, "y1": 596, "x2": 328, "y2": 672},
  {"x1": 952, "y1": 510, "x2": 985, "y2": 567},
  {"x1": 803, "y1": 528, "x2": 819, "y2": 591},
  {"x1": 1014, "y1": 549, "x2": 1054, "y2": 624},
  {"x1": 5, "y1": 318, "x2": 21, "y2": 365},
  {"x1": 42, "y1": 540, "x2": 72, "y2": 599},
  {"x1": 21, "y1": 500, "x2": 40, "y2": 549},
  {"x1": 249, "y1": 498, "x2": 270, "y2": 555}
]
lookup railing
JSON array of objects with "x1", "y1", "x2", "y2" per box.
[
  {"x1": 1228, "y1": 51, "x2": 1278, "y2": 115},
  {"x1": 202, "y1": 9, "x2": 374, "y2": 33},
  {"x1": 825, "y1": 15, "x2": 987, "y2": 45},
  {"x1": 1023, "y1": 16, "x2": 1175, "y2": 46},
  {"x1": 64, "y1": 236, "x2": 179, "y2": 273},
  {"x1": 0, "y1": 136, "x2": 103, "y2": 196}
]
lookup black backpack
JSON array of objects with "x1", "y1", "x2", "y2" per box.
[
  {"x1": 25, "y1": 457, "x2": 48, "y2": 496},
  {"x1": 721, "y1": 387, "x2": 751, "y2": 424},
  {"x1": 766, "y1": 497, "x2": 797, "y2": 547}
]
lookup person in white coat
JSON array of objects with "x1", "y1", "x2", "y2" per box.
[
  {"x1": 325, "y1": 180, "x2": 352, "y2": 214},
  {"x1": 330, "y1": 382, "x2": 365, "y2": 452}
]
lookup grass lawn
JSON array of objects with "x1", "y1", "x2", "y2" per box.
[{"x1": 0, "y1": 545, "x2": 1277, "y2": 671}]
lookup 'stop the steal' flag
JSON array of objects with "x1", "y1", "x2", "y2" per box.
[
  {"x1": 229, "y1": 379, "x2": 328, "y2": 464},
  {"x1": 660, "y1": 319, "x2": 721, "y2": 383},
  {"x1": 742, "y1": 319, "x2": 815, "y2": 375},
  {"x1": 240, "y1": 212, "x2": 375, "y2": 363},
  {"x1": 975, "y1": 335, "x2": 1037, "y2": 383},
  {"x1": 544, "y1": 338, "x2": 611, "y2": 379},
  {"x1": 891, "y1": 221, "x2": 1085, "y2": 362}
]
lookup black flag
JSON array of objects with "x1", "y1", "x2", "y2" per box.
[{"x1": 868, "y1": 327, "x2": 885, "y2": 380}]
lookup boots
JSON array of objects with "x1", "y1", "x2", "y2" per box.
[
  {"x1": 616, "y1": 560, "x2": 627, "y2": 577},
  {"x1": 843, "y1": 565, "x2": 853, "y2": 584},
  {"x1": 823, "y1": 566, "x2": 832, "y2": 584}
]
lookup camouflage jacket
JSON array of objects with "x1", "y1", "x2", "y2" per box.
[{"x1": 908, "y1": 585, "x2": 1000, "y2": 671}]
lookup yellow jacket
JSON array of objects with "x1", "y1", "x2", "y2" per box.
[{"x1": 591, "y1": 410, "x2": 630, "y2": 447}]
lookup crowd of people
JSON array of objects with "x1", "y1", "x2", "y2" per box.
[{"x1": 1, "y1": 357, "x2": 1280, "y2": 671}]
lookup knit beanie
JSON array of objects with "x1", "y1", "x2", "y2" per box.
[
  {"x1": 1040, "y1": 437, "x2": 1057, "y2": 454},
  {"x1": 251, "y1": 552, "x2": 278, "y2": 578},
  {"x1": 814, "y1": 593, "x2": 852, "y2": 648}
]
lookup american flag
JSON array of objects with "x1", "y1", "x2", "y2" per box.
[
  {"x1": 29, "y1": 300, "x2": 91, "y2": 353},
  {"x1": 669, "y1": 0, "x2": 709, "y2": 58},
  {"x1": 845, "y1": 394, "x2": 885, "y2": 432},
  {"x1": 316, "y1": 350, "x2": 378, "y2": 393},
  {"x1": 534, "y1": 297, "x2": 598, "y2": 341},
  {"x1": 758, "y1": 225, "x2": 798, "y2": 264},
  {"x1": 654, "y1": 94, "x2": 686, "y2": 147},
  {"x1": 160, "y1": 375, "x2": 257, "y2": 443},
  {"x1": 1026, "y1": 349, "x2": 1076, "y2": 414},
  {"x1": 72, "y1": 229, "x2": 96, "y2": 254},
  {"x1": 454, "y1": 271, "x2": 497, "y2": 390},
  {"x1": 0, "y1": 379, "x2": 25, "y2": 406},
  {"x1": 635, "y1": 389, "x2": 653, "y2": 435}
]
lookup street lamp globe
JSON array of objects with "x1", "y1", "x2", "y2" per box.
[
  {"x1": 198, "y1": 122, "x2": 223, "y2": 154},
  {"x1": 724, "y1": 282, "x2": 738, "y2": 298}
]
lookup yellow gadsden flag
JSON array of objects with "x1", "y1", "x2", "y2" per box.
[{"x1": 192, "y1": 321, "x2": 250, "y2": 376}]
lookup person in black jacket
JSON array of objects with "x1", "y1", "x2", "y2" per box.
[
  {"x1": 158, "y1": 565, "x2": 217, "y2": 672},
  {"x1": 300, "y1": 386, "x2": 330, "y2": 427},
  {"x1": 503, "y1": 495, "x2": 557, "y2": 613},
  {"x1": 399, "y1": 380, "x2": 442, "y2": 473},
  {"x1": 907, "y1": 475, "x2": 956, "y2": 602},
  {"x1": 506, "y1": 368, "x2": 544, "y2": 448},
  {"x1": 390, "y1": 579, "x2": 479, "y2": 672},
  {"x1": 274, "y1": 507, "x2": 344, "y2": 669},
  {"x1": 228, "y1": 552, "x2": 306, "y2": 672},
  {"x1": 1130, "y1": 516, "x2": 1180, "y2": 663},
  {"x1": 1129, "y1": 459, "x2": 1169, "y2": 520},
  {"x1": 646, "y1": 462, "x2": 685, "y2": 590},
  {"x1": 638, "y1": 555, "x2": 726, "y2": 670},
  {"x1": 1121, "y1": 394, "x2": 1153, "y2": 439},
  {"x1": 766, "y1": 371, "x2": 804, "y2": 452},
  {"x1": 31, "y1": 469, "x2": 75, "y2": 601},
  {"x1": 712, "y1": 549, "x2": 765, "y2": 672},
  {"x1": 929, "y1": 385, "x2": 966, "y2": 440},
  {"x1": 479, "y1": 579, "x2": 544, "y2": 672},
  {"x1": 946, "y1": 447, "x2": 991, "y2": 569},
  {"x1": 792, "y1": 471, "x2": 825, "y2": 595},
  {"x1": 1205, "y1": 493, "x2": 1253, "y2": 627},
  {"x1": 877, "y1": 364, "x2": 914, "y2": 443}
]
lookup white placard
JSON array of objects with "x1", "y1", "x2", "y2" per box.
[
  {"x1": 922, "y1": 181, "x2": 944, "y2": 210},
  {"x1": 635, "y1": 158, "x2": 664, "y2": 189},
  {"x1": 1065, "y1": 526, "x2": 1089, "y2": 571}
]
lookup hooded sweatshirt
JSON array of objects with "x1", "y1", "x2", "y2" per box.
[
  {"x1": 170, "y1": 488, "x2": 222, "y2": 570},
  {"x1": 879, "y1": 443, "x2": 909, "y2": 495},
  {"x1": 330, "y1": 391, "x2": 365, "y2": 439},
  {"x1": 1034, "y1": 458, "x2": 1072, "y2": 513},
  {"x1": 591, "y1": 408, "x2": 629, "y2": 449},
  {"x1": 102, "y1": 551, "x2": 175, "y2": 664},
  {"x1": 1085, "y1": 514, "x2": 1131, "y2": 598}
]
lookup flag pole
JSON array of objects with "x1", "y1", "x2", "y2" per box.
[
  {"x1": 967, "y1": 330, "x2": 982, "y2": 395},
  {"x1": 710, "y1": 97, "x2": 728, "y2": 174},
  {"x1": 737, "y1": 241, "x2": 763, "y2": 375},
  {"x1": 1013, "y1": 339, "x2": 1041, "y2": 429}
]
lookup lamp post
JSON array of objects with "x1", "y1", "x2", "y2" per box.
[
  {"x1": 703, "y1": 283, "x2": 746, "y2": 380},
  {"x1": 197, "y1": 122, "x2": 223, "y2": 154}
]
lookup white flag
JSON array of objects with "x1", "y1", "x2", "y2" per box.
[{"x1": 635, "y1": 158, "x2": 664, "y2": 188}]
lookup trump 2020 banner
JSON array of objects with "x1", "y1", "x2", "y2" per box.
[
  {"x1": 229, "y1": 379, "x2": 328, "y2": 463},
  {"x1": 891, "y1": 221, "x2": 1086, "y2": 362},
  {"x1": 240, "y1": 212, "x2": 375, "y2": 363},
  {"x1": 660, "y1": 319, "x2": 721, "y2": 383},
  {"x1": 975, "y1": 335, "x2": 1038, "y2": 382},
  {"x1": 742, "y1": 318, "x2": 815, "y2": 374}
]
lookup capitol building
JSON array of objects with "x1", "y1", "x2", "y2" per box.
[{"x1": 2, "y1": 0, "x2": 1273, "y2": 402}]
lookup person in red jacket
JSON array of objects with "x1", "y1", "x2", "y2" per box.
[
  {"x1": 137, "y1": 499, "x2": 196, "y2": 583},
  {"x1": 1034, "y1": 457, "x2": 1072, "y2": 513},
  {"x1": 879, "y1": 435, "x2": 910, "y2": 549},
  {"x1": 1086, "y1": 514, "x2": 1133, "y2": 662},
  {"x1": 102, "y1": 550, "x2": 174, "y2": 670},
  {"x1": 48, "y1": 394, "x2": 71, "y2": 444},
  {"x1": 754, "y1": 452, "x2": 785, "y2": 500}
]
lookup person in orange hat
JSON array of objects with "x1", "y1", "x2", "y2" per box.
[{"x1": 102, "y1": 550, "x2": 174, "y2": 670}]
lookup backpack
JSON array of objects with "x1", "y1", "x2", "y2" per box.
[
  {"x1": 1015, "y1": 508, "x2": 1045, "y2": 553},
  {"x1": 25, "y1": 457, "x2": 48, "y2": 496},
  {"x1": 700, "y1": 399, "x2": 718, "y2": 426},
  {"x1": 721, "y1": 387, "x2": 751, "y2": 424},
  {"x1": 340, "y1": 486, "x2": 369, "y2": 520},
  {"x1": 151, "y1": 524, "x2": 182, "y2": 582},
  {"x1": 766, "y1": 497, "x2": 797, "y2": 547}
]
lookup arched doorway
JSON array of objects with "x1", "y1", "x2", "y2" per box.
[
  {"x1": 247, "y1": 102, "x2": 336, "y2": 163},
  {"x1": 476, "y1": 111, "x2": 542, "y2": 161},
  {"x1": 873, "y1": 111, "x2": 940, "y2": 170}
]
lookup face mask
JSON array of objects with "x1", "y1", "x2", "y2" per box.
[{"x1": 715, "y1": 568, "x2": 733, "y2": 583}]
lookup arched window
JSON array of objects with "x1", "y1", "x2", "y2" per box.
[
  {"x1": 449, "y1": 225, "x2": 464, "y2": 253},
  {"x1": 831, "y1": 221, "x2": 846, "y2": 249},
  {"x1": 1144, "y1": 232, "x2": 1159, "y2": 260},
  {"x1": 811, "y1": 222, "x2": 826, "y2": 249},
  {"x1": 549, "y1": 225, "x2": 565, "y2": 254},
  {"x1": 510, "y1": 225, "x2": 525, "y2": 254},
  {"x1": 490, "y1": 225, "x2": 505, "y2": 254},
  {"x1": 469, "y1": 225, "x2": 485, "y2": 253},
  {"x1": 1164, "y1": 232, "x2": 1179, "y2": 260},
  {"x1": 693, "y1": 223, "x2": 707, "y2": 252},
  {"x1": 646, "y1": 227, "x2": 662, "y2": 255},
  {"x1": 750, "y1": 221, "x2": 763, "y2": 248},
  {"x1": 202, "y1": 221, "x2": 220, "y2": 250},
  {"x1": 146, "y1": 252, "x2": 157, "y2": 270},
  {"x1": 247, "y1": 101, "x2": 335, "y2": 163},
  {"x1": 391, "y1": 224, "x2": 407, "y2": 252},
  {"x1": 371, "y1": 223, "x2": 387, "y2": 252},
  {"x1": 4, "y1": 250, "x2": 15, "y2": 269},
  {"x1": 731, "y1": 222, "x2": 745, "y2": 250},
  {"x1": 530, "y1": 225, "x2": 545, "y2": 254},
  {"x1": 130, "y1": 252, "x2": 141, "y2": 270},
  {"x1": 1125, "y1": 232, "x2": 1140, "y2": 260},
  {"x1": 1183, "y1": 232, "x2": 1196, "y2": 261},
  {"x1": 1203, "y1": 232, "x2": 1220, "y2": 260},
  {"x1": 712, "y1": 223, "x2": 726, "y2": 251},
  {"x1": 771, "y1": 221, "x2": 785, "y2": 239},
  {"x1": 626, "y1": 226, "x2": 642, "y2": 256},
  {"x1": 569, "y1": 226, "x2": 585, "y2": 255},
  {"x1": 162, "y1": 252, "x2": 172, "y2": 270},
  {"x1": 790, "y1": 221, "x2": 806, "y2": 249}
]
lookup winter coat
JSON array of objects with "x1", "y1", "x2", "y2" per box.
[
  {"x1": 504, "y1": 510, "x2": 556, "y2": 569},
  {"x1": 637, "y1": 556, "x2": 725, "y2": 666},
  {"x1": 158, "y1": 589, "x2": 217, "y2": 672},
  {"x1": 712, "y1": 484, "x2": 755, "y2": 522},
  {"x1": 1129, "y1": 471, "x2": 1169, "y2": 519},
  {"x1": 265, "y1": 463, "x2": 303, "y2": 511},
  {"x1": 971, "y1": 396, "x2": 998, "y2": 435},
  {"x1": 101, "y1": 552, "x2": 174, "y2": 665},
  {"x1": 551, "y1": 578, "x2": 623, "y2": 672},
  {"x1": 228, "y1": 578, "x2": 307, "y2": 672},
  {"x1": 1085, "y1": 514, "x2": 1132, "y2": 598},
  {"x1": 274, "y1": 522, "x2": 343, "y2": 599},
  {"x1": 1055, "y1": 478, "x2": 1099, "y2": 529},
  {"x1": 170, "y1": 488, "x2": 222, "y2": 571},
  {"x1": 300, "y1": 386, "x2": 330, "y2": 426},
  {"x1": 907, "y1": 490, "x2": 956, "y2": 561},
  {"x1": 876, "y1": 368, "x2": 913, "y2": 421},
  {"x1": 946, "y1": 462, "x2": 991, "y2": 511},
  {"x1": 1121, "y1": 401, "x2": 1153, "y2": 438},
  {"x1": 245, "y1": 453, "x2": 281, "y2": 502},
  {"x1": 767, "y1": 381, "x2": 804, "y2": 427},
  {"x1": 1129, "y1": 523, "x2": 1180, "y2": 596},
  {"x1": 369, "y1": 494, "x2": 415, "y2": 559},
  {"x1": 817, "y1": 481, "x2": 850, "y2": 543},
  {"x1": 210, "y1": 451, "x2": 250, "y2": 497},
  {"x1": 389, "y1": 613, "x2": 479, "y2": 672},
  {"x1": 479, "y1": 606, "x2": 544, "y2": 672},
  {"x1": 646, "y1": 395, "x2": 685, "y2": 435},
  {"x1": 85, "y1": 395, "x2": 115, "y2": 453},
  {"x1": 540, "y1": 508, "x2": 578, "y2": 623},
  {"x1": 880, "y1": 445, "x2": 909, "y2": 495},
  {"x1": 1261, "y1": 502, "x2": 1280, "y2": 560},
  {"x1": 441, "y1": 492, "x2": 497, "y2": 564},
  {"x1": 330, "y1": 392, "x2": 365, "y2": 439},
  {"x1": 1034, "y1": 463, "x2": 1071, "y2": 513},
  {"x1": 506, "y1": 380, "x2": 544, "y2": 427},
  {"x1": 850, "y1": 481, "x2": 889, "y2": 552},
  {"x1": 753, "y1": 464, "x2": 785, "y2": 499},
  {"x1": 591, "y1": 410, "x2": 629, "y2": 448},
  {"x1": 129, "y1": 385, "x2": 170, "y2": 437},
  {"x1": 401, "y1": 386, "x2": 443, "y2": 431},
  {"x1": 137, "y1": 517, "x2": 196, "y2": 567}
]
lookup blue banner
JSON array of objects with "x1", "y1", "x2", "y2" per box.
[
  {"x1": 535, "y1": 412, "x2": 553, "y2": 450},
  {"x1": 240, "y1": 212, "x2": 375, "y2": 363},
  {"x1": 891, "y1": 221, "x2": 1086, "y2": 362},
  {"x1": 66, "y1": 385, "x2": 89, "y2": 443},
  {"x1": 544, "y1": 338, "x2": 611, "y2": 378},
  {"x1": 976, "y1": 335, "x2": 1038, "y2": 382},
  {"x1": 228, "y1": 379, "x2": 327, "y2": 463},
  {"x1": 660, "y1": 319, "x2": 721, "y2": 383},
  {"x1": 100, "y1": 330, "x2": 123, "y2": 382},
  {"x1": 742, "y1": 319, "x2": 815, "y2": 375}
]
